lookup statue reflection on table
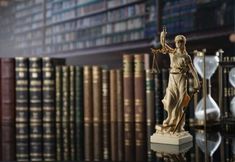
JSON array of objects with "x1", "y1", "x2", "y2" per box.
[{"x1": 150, "y1": 27, "x2": 200, "y2": 145}]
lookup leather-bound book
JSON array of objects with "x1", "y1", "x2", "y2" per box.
[
  {"x1": 15, "y1": 57, "x2": 29, "y2": 161},
  {"x1": 83, "y1": 66, "x2": 93, "y2": 161},
  {"x1": 92, "y1": 66, "x2": 102, "y2": 161},
  {"x1": 135, "y1": 122, "x2": 147, "y2": 161},
  {"x1": 55, "y1": 66, "x2": 62, "y2": 160},
  {"x1": 117, "y1": 69, "x2": 123, "y2": 122},
  {"x1": 102, "y1": 69, "x2": 110, "y2": 160},
  {"x1": 0, "y1": 58, "x2": 15, "y2": 124},
  {"x1": 42, "y1": 57, "x2": 56, "y2": 161},
  {"x1": 124, "y1": 122, "x2": 135, "y2": 162},
  {"x1": 110, "y1": 69, "x2": 117, "y2": 122},
  {"x1": 69, "y1": 66, "x2": 75, "y2": 160},
  {"x1": 83, "y1": 66, "x2": 93, "y2": 122},
  {"x1": 134, "y1": 54, "x2": 146, "y2": 122},
  {"x1": 123, "y1": 54, "x2": 134, "y2": 122},
  {"x1": 75, "y1": 66, "x2": 84, "y2": 160},
  {"x1": 144, "y1": 54, "x2": 155, "y2": 129},
  {"x1": 0, "y1": 58, "x2": 15, "y2": 161},
  {"x1": 29, "y1": 57, "x2": 42, "y2": 161},
  {"x1": 62, "y1": 66, "x2": 70, "y2": 160}
]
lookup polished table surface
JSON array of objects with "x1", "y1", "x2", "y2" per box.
[{"x1": 0, "y1": 122, "x2": 235, "y2": 162}]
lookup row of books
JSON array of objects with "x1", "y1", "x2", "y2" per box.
[{"x1": 162, "y1": 0, "x2": 234, "y2": 34}]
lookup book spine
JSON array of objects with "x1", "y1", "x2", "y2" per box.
[
  {"x1": 83, "y1": 66, "x2": 93, "y2": 161},
  {"x1": 55, "y1": 66, "x2": 62, "y2": 160},
  {"x1": 117, "y1": 69, "x2": 123, "y2": 122},
  {"x1": 146, "y1": 69, "x2": 155, "y2": 128},
  {"x1": 123, "y1": 55, "x2": 134, "y2": 122},
  {"x1": 15, "y1": 57, "x2": 29, "y2": 161},
  {"x1": 117, "y1": 122, "x2": 124, "y2": 161},
  {"x1": 29, "y1": 57, "x2": 42, "y2": 161},
  {"x1": 0, "y1": 58, "x2": 15, "y2": 123},
  {"x1": 42, "y1": 57, "x2": 55, "y2": 161},
  {"x1": 69, "y1": 66, "x2": 75, "y2": 160},
  {"x1": 62, "y1": 66, "x2": 70, "y2": 160},
  {"x1": 84, "y1": 66, "x2": 93, "y2": 122},
  {"x1": 0, "y1": 58, "x2": 15, "y2": 161},
  {"x1": 110, "y1": 70, "x2": 117, "y2": 122},
  {"x1": 75, "y1": 66, "x2": 84, "y2": 161},
  {"x1": 134, "y1": 54, "x2": 146, "y2": 122},
  {"x1": 92, "y1": 66, "x2": 102, "y2": 161},
  {"x1": 102, "y1": 69, "x2": 110, "y2": 160},
  {"x1": 154, "y1": 72, "x2": 163, "y2": 124}
]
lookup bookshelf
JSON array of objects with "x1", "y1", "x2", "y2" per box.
[{"x1": 0, "y1": 0, "x2": 234, "y2": 59}]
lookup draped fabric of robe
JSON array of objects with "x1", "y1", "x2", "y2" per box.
[{"x1": 162, "y1": 50, "x2": 192, "y2": 132}]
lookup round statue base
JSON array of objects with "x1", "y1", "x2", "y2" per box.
[{"x1": 150, "y1": 125, "x2": 192, "y2": 145}]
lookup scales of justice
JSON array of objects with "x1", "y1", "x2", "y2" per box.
[{"x1": 150, "y1": 26, "x2": 200, "y2": 146}]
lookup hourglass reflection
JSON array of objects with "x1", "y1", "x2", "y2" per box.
[
  {"x1": 193, "y1": 51, "x2": 221, "y2": 121},
  {"x1": 229, "y1": 67, "x2": 235, "y2": 117}
]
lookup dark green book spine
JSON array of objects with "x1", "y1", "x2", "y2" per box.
[
  {"x1": 15, "y1": 57, "x2": 29, "y2": 161},
  {"x1": 29, "y1": 57, "x2": 42, "y2": 161},
  {"x1": 42, "y1": 57, "x2": 55, "y2": 161},
  {"x1": 102, "y1": 69, "x2": 110, "y2": 160},
  {"x1": 75, "y1": 66, "x2": 84, "y2": 161},
  {"x1": 69, "y1": 66, "x2": 75, "y2": 160},
  {"x1": 55, "y1": 66, "x2": 62, "y2": 160},
  {"x1": 62, "y1": 66, "x2": 70, "y2": 160}
]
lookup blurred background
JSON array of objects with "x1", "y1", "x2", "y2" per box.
[{"x1": 0, "y1": 0, "x2": 234, "y2": 67}]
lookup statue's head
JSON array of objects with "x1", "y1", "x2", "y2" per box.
[{"x1": 174, "y1": 35, "x2": 186, "y2": 50}]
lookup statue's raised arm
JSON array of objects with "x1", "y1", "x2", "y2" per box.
[{"x1": 160, "y1": 26, "x2": 174, "y2": 54}]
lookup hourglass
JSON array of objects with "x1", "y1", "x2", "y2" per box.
[
  {"x1": 229, "y1": 67, "x2": 235, "y2": 117},
  {"x1": 193, "y1": 50, "x2": 221, "y2": 122}
]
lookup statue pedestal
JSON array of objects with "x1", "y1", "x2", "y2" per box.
[
  {"x1": 150, "y1": 125, "x2": 193, "y2": 145},
  {"x1": 151, "y1": 141, "x2": 193, "y2": 154}
]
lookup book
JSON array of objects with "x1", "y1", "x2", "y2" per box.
[
  {"x1": 75, "y1": 66, "x2": 84, "y2": 160},
  {"x1": 102, "y1": 69, "x2": 110, "y2": 160},
  {"x1": 134, "y1": 54, "x2": 146, "y2": 122},
  {"x1": 42, "y1": 57, "x2": 56, "y2": 161},
  {"x1": 84, "y1": 66, "x2": 93, "y2": 122},
  {"x1": 69, "y1": 66, "x2": 75, "y2": 160},
  {"x1": 29, "y1": 57, "x2": 42, "y2": 161},
  {"x1": 15, "y1": 57, "x2": 29, "y2": 161},
  {"x1": 0, "y1": 58, "x2": 15, "y2": 124},
  {"x1": 123, "y1": 55, "x2": 134, "y2": 122},
  {"x1": 135, "y1": 122, "x2": 147, "y2": 161},
  {"x1": 110, "y1": 69, "x2": 117, "y2": 122},
  {"x1": 92, "y1": 66, "x2": 102, "y2": 161},
  {"x1": 124, "y1": 122, "x2": 135, "y2": 162},
  {"x1": 55, "y1": 66, "x2": 62, "y2": 160},
  {"x1": 117, "y1": 69, "x2": 124, "y2": 122},
  {"x1": 84, "y1": 122, "x2": 93, "y2": 161}
]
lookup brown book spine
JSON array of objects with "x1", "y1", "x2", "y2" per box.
[
  {"x1": 0, "y1": 58, "x2": 15, "y2": 124},
  {"x1": 110, "y1": 70, "x2": 117, "y2": 122},
  {"x1": 92, "y1": 66, "x2": 102, "y2": 161},
  {"x1": 83, "y1": 66, "x2": 93, "y2": 161},
  {"x1": 123, "y1": 55, "x2": 134, "y2": 122},
  {"x1": 134, "y1": 54, "x2": 146, "y2": 122},
  {"x1": 102, "y1": 69, "x2": 110, "y2": 160},
  {"x1": 117, "y1": 69, "x2": 123, "y2": 122},
  {"x1": 0, "y1": 58, "x2": 15, "y2": 161},
  {"x1": 84, "y1": 66, "x2": 93, "y2": 122}
]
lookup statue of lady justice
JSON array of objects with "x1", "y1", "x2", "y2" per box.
[{"x1": 151, "y1": 27, "x2": 200, "y2": 136}]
